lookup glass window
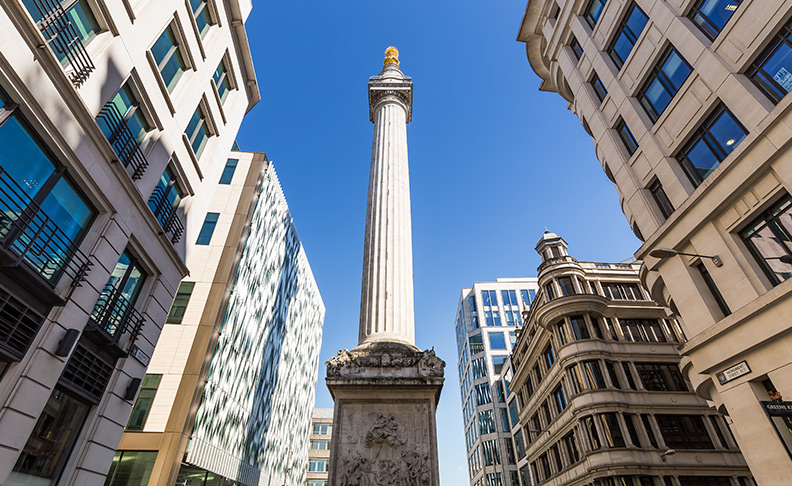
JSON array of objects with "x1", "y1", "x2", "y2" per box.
[
  {"x1": 219, "y1": 158, "x2": 238, "y2": 184},
  {"x1": 520, "y1": 289, "x2": 533, "y2": 307},
  {"x1": 564, "y1": 430, "x2": 580, "y2": 463},
  {"x1": 308, "y1": 459, "x2": 328, "y2": 472},
  {"x1": 307, "y1": 481, "x2": 327, "y2": 486},
  {"x1": 568, "y1": 364, "x2": 584, "y2": 394},
  {"x1": 545, "y1": 282, "x2": 556, "y2": 300},
  {"x1": 11, "y1": 388, "x2": 91, "y2": 484},
  {"x1": 622, "y1": 362, "x2": 637, "y2": 389},
  {"x1": 22, "y1": 0, "x2": 99, "y2": 63},
  {"x1": 635, "y1": 362, "x2": 687, "y2": 391},
  {"x1": 553, "y1": 384, "x2": 567, "y2": 412},
  {"x1": 584, "y1": 0, "x2": 607, "y2": 28},
  {"x1": 125, "y1": 375, "x2": 162, "y2": 431},
  {"x1": 148, "y1": 166, "x2": 184, "y2": 229},
  {"x1": 104, "y1": 450, "x2": 158, "y2": 486},
  {"x1": 690, "y1": 0, "x2": 742, "y2": 41},
  {"x1": 619, "y1": 319, "x2": 667, "y2": 342},
  {"x1": 642, "y1": 414, "x2": 658, "y2": 447},
  {"x1": 186, "y1": 106, "x2": 211, "y2": 160},
  {"x1": 166, "y1": 282, "x2": 195, "y2": 324},
  {"x1": 195, "y1": 212, "x2": 219, "y2": 245},
  {"x1": 470, "y1": 335, "x2": 485, "y2": 354},
  {"x1": 677, "y1": 104, "x2": 747, "y2": 185},
  {"x1": 591, "y1": 73, "x2": 608, "y2": 102},
  {"x1": 656, "y1": 415, "x2": 715, "y2": 449},
  {"x1": 190, "y1": 0, "x2": 213, "y2": 37},
  {"x1": 543, "y1": 344, "x2": 555, "y2": 368},
  {"x1": 608, "y1": 4, "x2": 649, "y2": 69},
  {"x1": 492, "y1": 356, "x2": 507, "y2": 375},
  {"x1": 313, "y1": 423, "x2": 331, "y2": 435},
  {"x1": 475, "y1": 383, "x2": 492, "y2": 406},
  {"x1": 558, "y1": 276, "x2": 576, "y2": 296},
  {"x1": 616, "y1": 118, "x2": 639, "y2": 156},
  {"x1": 747, "y1": 20, "x2": 792, "y2": 104},
  {"x1": 571, "y1": 37, "x2": 584, "y2": 60},
  {"x1": 479, "y1": 410, "x2": 496, "y2": 435},
  {"x1": 583, "y1": 360, "x2": 606, "y2": 389},
  {"x1": 213, "y1": 60, "x2": 232, "y2": 103},
  {"x1": 649, "y1": 178, "x2": 675, "y2": 219},
  {"x1": 99, "y1": 83, "x2": 150, "y2": 152},
  {"x1": 599, "y1": 412, "x2": 626, "y2": 447},
  {"x1": 488, "y1": 332, "x2": 507, "y2": 350},
  {"x1": 570, "y1": 315, "x2": 590, "y2": 340},
  {"x1": 697, "y1": 262, "x2": 731, "y2": 317},
  {"x1": 472, "y1": 357, "x2": 488, "y2": 379},
  {"x1": 90, "y1": 250, "x2": 147, "y2": 336},
  {"x1": 151, "y1": 26, "x2": 186, "y2": 93},
  {"x1": 741, "y1": 194, "x2": 792, "y2": 285},
  {"x1": 639, "y1": 47, "x2": 693, "y2": 122},
  {"x1": 605, "y1": 360, "x2": 622, "y2": 389},
  {"x1": 310, "y1": 439, "x2": 329, "y2": 450},
  {"x1": 602, "y1": 282, "x2": 642, "y2": 300},
  {"x1": 584, "y1": 415, "x2": 601, "y2": 449},
  {"x1": 624, "y1": 414, "x2": 641, "y2": 447}
]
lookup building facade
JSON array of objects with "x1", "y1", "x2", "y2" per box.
[
  {"x1": 455, "y1": 278, "x2": 539, "y2": 486},
  {"x1": 306, "y1": 408, "x2": 333, "y2": 486},
  {"x1": 110, "y1": 153, "x2": 326, "y2": 486},
  {"x1": 509, "y1": 231, "x2": 752, "y2": 486},
  {"x1": 517, "y1": 0, "x2": 792, "y2": 482},
  {"x1": 0, "y1": 0, "x2": 257, "y2": 484}
]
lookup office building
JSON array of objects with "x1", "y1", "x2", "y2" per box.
[
  {"x1": 306, "y1": 408, "x2": 333, "y2": 486},
  {"x1": 517, "y1": 1, "x2": 792, "y2": 482},
  {"x1": 454, "y1": 278, "x2": 539, "y2": 486},
  {"x1": 110, "y1": 153, "x2": 326, "y2": 485},
  {"x1": 509, "y1": 231, "x2": 752, "y2": 486},
  {"x1": 0, "y1": 0, "x2": 258, "y2": 484}
]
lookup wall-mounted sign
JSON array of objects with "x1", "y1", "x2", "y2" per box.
[
  {"x1": 762, "y1": 401, "x2": 792, "y2": 416},
  {"x1": 130, "y1": 345, "x2": 150, "y2": 366},
  {"x1": 715, "y1": 360, "x2": 751, "y2": 385}
]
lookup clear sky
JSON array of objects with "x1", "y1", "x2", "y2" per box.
[{"x1": 236, "y1": 0, "x2": 640, "y2": 484}]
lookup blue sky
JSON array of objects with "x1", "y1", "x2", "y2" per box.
[{"x1": 236, "y1": 0, "x2": 640, "y2": 483}]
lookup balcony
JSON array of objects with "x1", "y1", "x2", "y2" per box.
[
  {"x1": 96, "y1": 102, "x2": 149, "y2": 179},
  {"x1": 0, "y1": 167, "x2": 92, "y2": 304},
  {"x1": 86, "y1": 284, "x2": 145, "y2": 358},
  {"x1": 25, "y1": 0, "x2": 96, "y2": 87},
  {"x1": 0, "y1": 287, "x2": 46, "y2": 362},
  {"x1": 148, "y1": 187, "x2": 184, "y2": 243}
]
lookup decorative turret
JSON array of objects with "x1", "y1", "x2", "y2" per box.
[{"x1": 535, "y1": 230, "x2": 569, "y2": 263}]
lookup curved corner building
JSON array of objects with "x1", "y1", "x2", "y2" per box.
[
  {"x1": 518, "y1": 1, "x2": 792, "y2": 483},
  {"x1": 510, "y1": 231, "x2": 751, "y2": 486}
]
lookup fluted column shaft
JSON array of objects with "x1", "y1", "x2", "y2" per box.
[{"x1": 359, "y1": 94, "x2": 414, "y2": 346}]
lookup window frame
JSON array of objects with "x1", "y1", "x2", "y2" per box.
[
  {"x1": 150, "y1": 22, "x2": 190, "y2": 94},
  {"x1": 740, "y1": 193, "x2": 792, "y2": 286},
  {"x1": 583, "y1": 0, "x2": 607, "y2": 29},
  {"x1": 637, "y1": 46, "x2": 693, "y2": 123},
  {"x1": 590, "y1": 73, "x2": 608, "y2": 103},
  {"x1": 649, "y1": 178, "x2": 675, "y2": 219},
  {"x1": 615, "y1": 118, "x2": 639, "y2": 156},
  {"x1": 688, "y1": 0, "x2": 743, "y2": 41},
  {"x1": 606, "y1": 3, "x2": 649, "y2": 70}
]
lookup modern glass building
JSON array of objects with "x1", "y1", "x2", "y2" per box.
[
  {"x1": 455, "y1": 278, "x2": 539, "y2": 486},
  {"x1": 110, "y1": 152, "x2": 325, "y2": 486}
]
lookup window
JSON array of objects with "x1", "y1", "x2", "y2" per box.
[
  {"x1": 488, "y1": 332, "x2": 507, "y2": 350},
  {"x1": 635, "y1": 363, "x2": 687, "y2": 391},
  {"x1": 583, "y1": 360, "x2": 606, "y2": 389},
  {"x1": 619, "y1": 319, "x2": 667, "y2": 342},
  {"x1": 638, "y1": 47, "x2": 693, "y2": 122},
  {"x1": 190, "y1": 0, "x2": 213, "y2": 37},
  {"x1": 655, "y1": 415, "x2": 714, "y2": 449},
  {"x1": 571, "y1": 37, "x2": 584, "y2": 60},
  {"x1": 677, "y1": 104, "x2": 747, "y2": 186},
  {"x1": 196, "y1": 212, "x2": 219, "y2": 245},
  {"x1": 482, "y1": 439, "x2": 501, "y2": 466},
  {"x1": 741, "y1": 194, "x2": 792, "y2": 285},
  {"x1": 213, "y1": 59, "x2": 232, "y2": 104},
  {"x1": 584, "y1": 0, "x2": 607, "y2": 28},
  {"x1": 90, "y1": 250, "x2": 147, "y2": 338},
  {"x1": 126, "y1": 374, "x2": 162, "y2": 430},
  {"x1": 568, "y1": 364, "x2": 584, "y2": 394},
  {"x1": 508, "y1": 399, "x2": 519, "y2": 428},
  {"x1": 649, "y1": 178, "x2": 675, "y2": 219},
  {"x1": 479, "y1": 410, "x2": 496, "y2": 435},
  {"x1": 605, "y1": 360, "x2": 622, "y2": 389},
  {"x1": 624, "y1": 414, "x2": 641, "y2": 447},
  {"x1": 148, "y1": 166, "x2": 185, "y2": 240},
  {"x1": 475, "y1": 383, "x2": 492, "y2": 406},
  {"x1": 186, "y1": 105, "x2": 212, "y2": 159},
  {"x1": 310, "y1": 439, "x2": 329, "y2": 450},
  {"x1": 747, "y1": 20, "x2": 792, "y2": 104},
  {"x1": 642, "y1": 414, "x2": 658, "y2": 447},
  {"x1": 492, "y1": 356, "x2": 507, "y2": 375},
  {"x1": 622, "y1": 363, "x2": 637, "y2": 389},
  {"x1": 564, "y1": 430, "x2": 580, "y2": 463},
  {"x1": 96, "y1": 81, "x2": 152, "y2": 176},
  {"x1": 313, "y1": 423, "x2": 331, "y2": 435},
  {"x1": 307, "y1": 481, "x2": 327, "y2": 486},
  {"x1": 689, "y1": 0, "x2": 741, "y2": 41},
  {"x1": 104, "y1": 450, "x2": 158, "y2": 486},
  {"x1": 601, "y1": 282, "x2": 642, "y2": 300},
  {"x1": 23, "y1": 0, "x2": 99, "y2": 65},
  {"x1": 697, "y1": 262, "x2": 731, "y2": 317},
  {"x1": 558, "y1": 276, "x2": 576, "y2": 296},
  {"x1": 472, "y1": 357, "x2": 487, "y2": 378},
  {"x1": 485, "y1": 310, "x2": 501, "y2": 326},
  {"x1": 584, "y1": 415, "x2": 601, "y2": 449},
  {"x1": 553, "y1": 384, "x2": 567, "y2": 412},
  {"x1": 608, "y1": 4, "x2": 648, "y2": 69},
  {"x1": 151, "y1": 25, "x2": 186, "y2": 93},
  {"x1": 470, "y1": 335, "x2": 484, "y2": 354},
  {"x1": 545, "y1": 282, "x2": 556, "y2": 300},
  {"x1": 599, "y1": 412, "x2": 626, "y2": 447},
  {"x1": 616, "y1": 118, "x2": 639, "y2": 156},
  {"x1": 308, "y1": 459, "x2": 328, "y2": 472},
  {"x1": 591, "y1": 73, "x2": 608, "y2": 102},
  {"x1": 557, "y1": 321, "x2": 569, "y2": 345},
  {"x1": 569, "y1": 315, "x2": 590, "y2": 340},
  {"x1": 521, "y1": 289, "x2": 535, "y2": 307},
  {"x1": 502, "y1": 290, "x2": 519, "y2": 306},
  {"x1": 166, "y1": 282, "x2": 195, "y2": 324},
  {"x1": 543, "y1": 344, "x2": 555, "y2": 368},
  {"x1": 678, "y1": 478, "x2": 733, "y2": 486}
]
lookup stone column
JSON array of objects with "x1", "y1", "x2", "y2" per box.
[{"x1": 359, "y1": 48, "x2": 415, "y2": 347}]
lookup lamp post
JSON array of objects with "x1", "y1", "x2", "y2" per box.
[
  {"x1": 649, "y1": 248, "x2": 723, "y2": 267},
  {"x1": 660, "y1": 449, "x2": 676, "y2": 462}
]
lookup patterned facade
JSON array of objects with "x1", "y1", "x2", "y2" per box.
[
  {"x1": 0, "y1": 0, "x2": 257, "y2": 484},
  {"x1": 517, "y1": 1, "x2": 792, "y2": 482},
  {"x1": 455, "y1": 278, "x2": 539, "y2": 486}
]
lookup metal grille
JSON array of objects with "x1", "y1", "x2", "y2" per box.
[
  {"x1": 26, "y1": 0, "x2": 95, "y2": 86},
  {"x1": 0, "y1": 287, "x2": 46, "y2": 361},
  {"x1": 96, "y1": 103, "x2": 149, "y2": 179},
  {"x1": 0, "y1": 167, "x2": 92, "y2": 289},
  {"x1": 148, "y1": 186, "x2": 184, "y2": 243},
  {"x1": 60, "y1": 341, "x2": 114, "y2": 404},
  {"x1": 88, "y1": 283, "x2": 144, "y2": 354}
]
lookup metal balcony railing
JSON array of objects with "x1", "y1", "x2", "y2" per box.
[
  {"x1": 88, "y1": 283, "x2": 145, "y2": 355},
  {"x1": 26, "y1": 0, "x2": 95, "y2": 86},
  {"x1": 96, "y1": 103, "x2": 149, "y2": 179},
  {"x1": 0, "y1": 167, "x2": 92, "y2": 290},
  {"x1": 148, "y1": 186, "x2": 184, "y2": 243}
]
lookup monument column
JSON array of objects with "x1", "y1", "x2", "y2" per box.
[{"x1": 326, "y1": 48, "x2": 444, "y2": 486}]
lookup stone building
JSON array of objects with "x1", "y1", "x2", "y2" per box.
[
  {"x1": 509, "y1": 231, "x2": 752, "y2": 486},
  {"x1": 306, "y1": 408, "x2": 334, "y2": 486},
  {"x1": 0, "y1": 0, "x2": 257, "y2": 484},
  {"x1": 454, "y1": 278, "x2": 539, "y2": 486},
  {"x1": 517, "y1": 0, "x2": 792, "y2": 482},
  {"x1": 109, "y1": 153, "x2": 325, "y2": 485}
]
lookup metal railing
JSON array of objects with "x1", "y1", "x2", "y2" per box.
[
  {"x1": 88, "y1": 283, "x2": 144, "y2": 353},
  {"x1": 148, "y1": 186, "x2": 185, "y2": 243},
  {"x1": 26, "y1": 0, "x2": 95, "y2": 86},
  {"x1": 96, "y1": 103, "x2": 149, "y2": 179},
  {"x1": 0, "y1": 167, "x2": 92, "y2": 289}
]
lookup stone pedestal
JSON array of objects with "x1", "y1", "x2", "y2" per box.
[{"x1": 325, "y1": 343, "x2": 444, "y2": 486}]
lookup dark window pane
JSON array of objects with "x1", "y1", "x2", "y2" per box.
[
  {"x1": 489, "y1": 332, "x2": 507, "y2": 350},
  {"x1": 638, "y1": 48, "x2": 692, "y2": 122},
  {"x1": 126, "y1": 374, "x2": 162, "y2": 430},
  {"x1": 690, "y1": 0, "x2": 742, "y2": 41},
  {"x1": 608, "y1": 4, "x2": 648, "y2": 69},
  {"x1": 592, "y1": 74, "x2": 608, "y2": 102},
  {"x1": 585, "y1": 0, "x2": 607, "y2": 28},
  {"x1": 656, "y1": 415, "x2": 715, "y2": 449},
  {"x1": 195, "y1": 212, "x2": 219, "y2": 245},
  {"x1": 741, "y1": 194, "x2": 792, "y2": 285},
  {"x1": 167, "y1": 282, "x2": 195, "y2": 324},
  {"x1": 219, "y1": 158, "x2": 238, "y2": 184},
  {"x1": 599, "y1": 412, "x2": 626, "y2": 447},
  {"x1": 748, "y1": 22, "x2": 792, "y2": 104},
  {"x1": 616, "y1": 119, "x2": 639, "y2": 155},
  {"x1": 650, "y1": 179, "x2": 675, "y2": 219},
  {"x1": 571, "y1": 37, "x2": 584, "y2": 60}
]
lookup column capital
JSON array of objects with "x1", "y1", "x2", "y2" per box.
[{"x1": 368, "y1": 74, "x2": 413, "y2": 123}]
